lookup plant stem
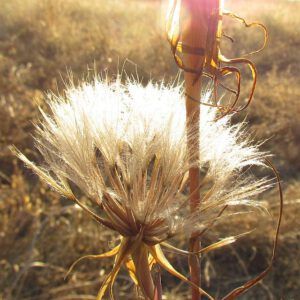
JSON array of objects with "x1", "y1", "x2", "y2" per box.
[
  {"x1": 181, "y1": 1, "x2": 207, "y2": 299},
  {"x1": 185, "y1": 71, "x2": 202, "y2": 300},
  {"x1": 132, "y1": 244, "x2": 155, "y2": 300},
  {"x1": 153, "y1": 265, "x2": 162, "y2": 300}
]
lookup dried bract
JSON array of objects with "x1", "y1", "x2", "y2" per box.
[{"x1": 166, "y1": 0, "x2": 268, "y2": 115}]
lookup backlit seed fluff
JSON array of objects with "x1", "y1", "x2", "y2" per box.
[{"x1": 16, "y1": 77, "x2": 271, "y2": 299}]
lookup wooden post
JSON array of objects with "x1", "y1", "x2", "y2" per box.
[{"x1": 181, "y1": 1, "x2": 208, "y2": 299}]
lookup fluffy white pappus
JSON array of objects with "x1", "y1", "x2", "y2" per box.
[{"x1": 16, "y1": 77, "x2": 271, "y2": 241}]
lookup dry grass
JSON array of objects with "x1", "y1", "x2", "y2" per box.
[{"x1": 0, "y1": 0, "x2": 299, "y2": 299}]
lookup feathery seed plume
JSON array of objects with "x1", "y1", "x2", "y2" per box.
[{"x1": 15, "y1": 77, "x2": 271, "y2": 299}]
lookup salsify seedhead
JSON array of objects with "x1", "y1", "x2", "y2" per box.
[{"x1": 16, "y1": 77, "x2": 271, "y2": 299}]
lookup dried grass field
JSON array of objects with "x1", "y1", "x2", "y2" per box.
[{"x1": 0, "y1": 0, "x2": 299, "y2": 299}]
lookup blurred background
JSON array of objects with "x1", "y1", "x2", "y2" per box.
[{"x1": 0, "y1": 0, "x2": 299, "y2": 299}]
